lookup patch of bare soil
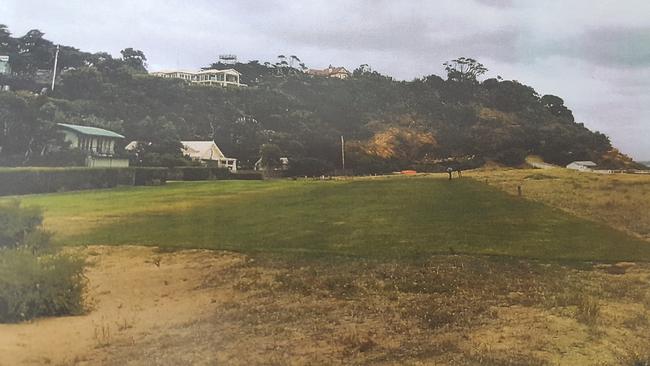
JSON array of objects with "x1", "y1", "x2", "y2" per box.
[{"x1": 1, "y1": 246, "x2": 650, "y2": 365}]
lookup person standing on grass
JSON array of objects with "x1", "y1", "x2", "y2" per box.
[
  {"x1": 457, "y1": 167, "x2": 463, "y2": 178},
  {"x1": 447, "y1": 167, "x2": 453, "y2": 180}
]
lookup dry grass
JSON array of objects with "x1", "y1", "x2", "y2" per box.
[
  {"x1": 468, "y1": 167, "x2": 650, "y2": 241},
  {"x1": 3, "y1": 246, "x2": 650, "y2": 365},
  {"x1": 166, "y1": 253, "x2": 650, "y2": 365}
]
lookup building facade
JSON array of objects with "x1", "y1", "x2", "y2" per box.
[
  {"x1": 306, "y1": 65, "x2": 351, "y2": 79},
  {"x1": 181, "y1": 141, "x2": 237, "y2": 171},
  {"x1": 150, "y1": 68, "x2": 245, "y2": 87},
  {"x1": 0, "y1": 55, "x2": 10, "y2": 75},
  {"x1": 58, "y1": 123, "x2": 129, "y2": 167}
]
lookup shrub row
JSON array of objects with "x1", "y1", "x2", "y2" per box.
[
  {"x1": 0, "y1": 167, "x2": 167, "y2": 196},
  {"x1": 0, "y1": 167, "x2": 264, "y2": 196},
  {"x1": 166, "y1": 167, "x2": 263, "y2": 181}
]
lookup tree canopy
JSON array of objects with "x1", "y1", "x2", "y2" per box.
[{"x1": 0, "y1": 25, "x2": 640, "y2": 172}]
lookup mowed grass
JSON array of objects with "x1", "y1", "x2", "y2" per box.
[{"x1": 11, "y1": 176, "x2": 650, "y2": 262}]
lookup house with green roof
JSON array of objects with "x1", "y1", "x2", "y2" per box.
[{"x1": 58, "y1": 123, "x2": 129, "y2": 167}]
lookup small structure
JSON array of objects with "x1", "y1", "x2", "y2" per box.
[
  {"x1": 254, "y1": 157, "x2": 289, "y2": 171},
  {"x1": 181, "y1": 141, "x2": 237, "y2": 171},
  {"x1": 566, "y1": 161, "x2": 597, "y2": 172},
  {"x1": 150, "y1": 68, "x2": 246, "y2": 87},
  {"x1": 0, "y1": 55, "x2": 10, "y2": 75},
  {"x1": 58, "y1": 123, "x2": 129, "y2": 167},
  {"x1": 306, "y1": 65, "x2": 351, "y2": 79}
]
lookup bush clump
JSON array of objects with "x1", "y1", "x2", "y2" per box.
[{"x1": 0, "y1": 201, "x2": 86, "y2": 322}]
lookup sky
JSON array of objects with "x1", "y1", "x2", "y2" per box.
[{"x1": 3, "y1": 0, "x2": 649, "y2": 160}]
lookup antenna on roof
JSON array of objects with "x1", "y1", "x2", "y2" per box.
[{"x1": 219, "y1": 54, "x2": 237, "y2": 65}]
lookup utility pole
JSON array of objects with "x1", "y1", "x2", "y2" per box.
[
  {"x1": 341, "y1": 135, "x2": 345, "y2": 171},
  {"x1": 51, "y1": 45, "x2": 60, "y2": 92}
]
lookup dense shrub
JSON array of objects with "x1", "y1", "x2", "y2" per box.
[
  {"x1": 287, "y1": 158, "x2": 334, "y2": 177},
  {"x1": 0, "y1": 250, "x2": 86, "y2": 322},
  {"x1": 231, "y1": 170, "x2": 264, "y2": 180},
  {"x1": 0, "y1": 201, "x2": 86, "y2": 322},
  {"x1": 133, "y1": 167, "x2": 168, "y2": 186},
  {"x1": 494, "y1": 148, "x2": 527, "y2": 167},
  {"x1": 0, "y1": 200, "x2": 44, "y2": 249}
]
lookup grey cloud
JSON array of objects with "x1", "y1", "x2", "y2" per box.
[
  {"x1": 531, "y1": 27, "x2": 650, "y2": 68},
  {"x1": 474, "y1": 0, "x2": 514, "y2": 8}
]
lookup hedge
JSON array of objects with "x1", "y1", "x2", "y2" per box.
[
  {"x1": 167, "y1": 167, "x2": 263, "y2": 181},
  {"x1": 0, "y1": 167, "x2": 262, "y2": 196},
  {"x1": 0, "y1": 167, "x2": 167, "y2": 196},
  {"x1": 167, "y1": 167, "x2": 232, "y2": 181}
]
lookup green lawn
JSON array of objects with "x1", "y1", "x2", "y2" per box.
[{"x1": 11, "y1": 176, "x2": 650, "y2": 262}]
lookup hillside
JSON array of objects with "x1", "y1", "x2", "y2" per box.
[{"x1": 0, "y1": 25, "x2": 640, "y2": 172}]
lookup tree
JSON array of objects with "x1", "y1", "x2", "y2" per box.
[
  {"x1": 259, "y1": 143, "x2": 282, "y2": 170},
  {"x1": 541, "y1": 94, "x2": 574, "y2": 122},
  {"x1": 59, "y1": 67, "x2": 104, "y2": 99},
  {"x1": 443, "y1": 57, "x2": 487, "y2": 83},
  {"x1": 13, "y1": 29, "x2": 53, "y2": 74},
  {"x1": 0, "y1": 24, "x2": 12, "y2": 51},
  {"x1": 129, "y1": 116, "x2": 184, "y2": 166},
  {"x1": 120, "y1": 48, "x2": 147, "y2": 73}
]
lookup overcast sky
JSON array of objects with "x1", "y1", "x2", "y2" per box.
[{"x1": 3, "y1": 0, "x2": 649, "y2": 160}]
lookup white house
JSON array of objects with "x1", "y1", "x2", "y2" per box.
[
  {"x1": 150, "y1": 68, "x2": 246, "y2": 87},
  {"x1": 566, "y1": 161, "x2": 597, "y2": 171},
  {"x1": 149, "y1": 70, "x2": 195, "y2": 81},
  {"x1": 194, "y1": 69, "x2": 243, "y2": 87},
  {"x1": 306, "y1": 65, "x2": 351, "y2": 79},
  {"x1": 0, "y1": 55, "x2": 10, "y2": 75},
  {"x1": 181, "y1": 141, "x2": 237, "y2": 171},
  {"x1": 58, "y1": 123, "x2": 129, "y2": 167}
]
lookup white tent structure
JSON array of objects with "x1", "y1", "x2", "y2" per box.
[
  {"x1": 181, "y1": 141, "x2": 237, "y2": 171},
  {"x1": 566, "y1": 161, "x2": 597, "y2": 172}
]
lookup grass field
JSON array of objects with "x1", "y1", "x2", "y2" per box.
[
  {"x1": 4, "y1": 174, "x2": 650, "y2": 364},
  {"x1": 469, "y1": 168, "x2": 650, "y2": 241},
  {"x1": 11, "y1": 175, "x2": 650, "y2": 262}
]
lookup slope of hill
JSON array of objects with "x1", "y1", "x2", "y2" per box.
[{"x1": 0, "y1": 25, "x2": 639, "y2": 172}]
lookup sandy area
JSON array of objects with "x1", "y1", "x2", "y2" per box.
[
  {"x1": 1, "y1": 246, "x2": 649, "y2": 365},
  {"x1": 0, "y1": 246, "x2": 247, "y2": 366}
]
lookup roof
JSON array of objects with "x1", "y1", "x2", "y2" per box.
[
  {"x1": 181, "y1": 141, "x2": 228, "y2": 160},
  {"x1": 196, "y1": 68, "x2": 241, "y2": 75},
  {"x1": 569, "y1": 161, "x2": 597, "y2": 166},
  {"x1": 58, "y1": 123, "x2": 124, "y2": 139},
  {"x1": 151, "y1": 70, "x2": 196, "y2": 75},
  {"x1": 307, "y1": 65, "x2": 351, "y2": 77}
]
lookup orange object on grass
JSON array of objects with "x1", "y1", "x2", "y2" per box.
[{"x1": 401, "y1": 170, "x2": 417, "y2": 175}]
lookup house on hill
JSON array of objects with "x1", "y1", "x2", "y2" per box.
[
  {"x1": 0, "y1": 55, "x2": 10, "y2": 75},
  {"x1": 150, "y1": 68, "x2": 246, "y2": 87},
  {"x1": 181, "y1": 141, "x2": 237, "y2": 171},
  {"x1": 58, "y1": 123, "x2": 129, "y2": 167},
  {"x1": 306, "y1": 65, "x2": 351, "y2": 79}
]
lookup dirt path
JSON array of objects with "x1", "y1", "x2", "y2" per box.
[{"x1": 0, "y1": 246, "x2": 247, "y2": 366}]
